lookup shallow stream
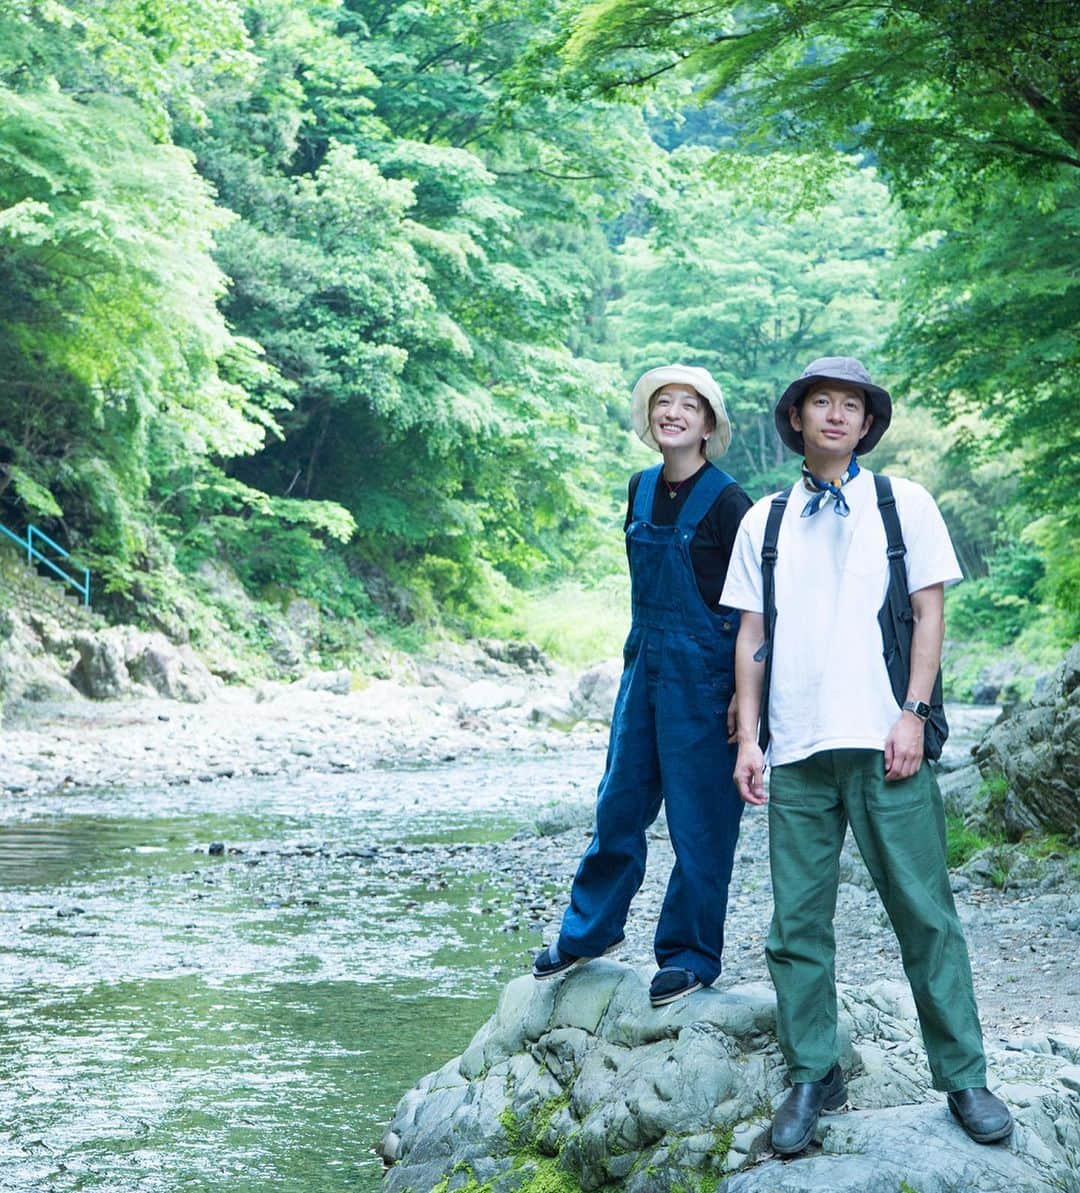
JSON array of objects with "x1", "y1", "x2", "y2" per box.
[{"x1": 0, "y1": 748, "x2": 603, "y2": 1192}]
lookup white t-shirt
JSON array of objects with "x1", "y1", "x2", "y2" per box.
[{"x1": 720, "y1": 469, "x2": 962, "y2": 766}]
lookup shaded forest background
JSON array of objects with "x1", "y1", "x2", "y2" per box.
[{"x1": 0, "y1": 0, "x2": 1076, "y2": 688}]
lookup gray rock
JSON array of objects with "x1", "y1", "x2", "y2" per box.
[
  {"x1": 1048, "y1": 1027, "x2": 1080, "y2": 1064},
  {"x1": 533, "y1": 801, "x2": 594, "y2": 837},
  {"x1": 70, "y1": 630, "x2": 132, "y2": 698},
  {"x1": 299, "y1": 668, "x2": 352, "y2": 696},
  {"x1": 570, "y1": 659, "x2": 622, "y2": 725},
  {"x1": 527, "y1": 695, "x2": 578, "y2": 729},
  {"x1": 62, "y1": 625, "x2": 220, "y2": 703},
  {"x1": 837, "y1": 839, "x2": 875, "y2": 891},
  {"x1": 478, "y1": 639, "x2": 553, "y2": 676},
  {"x1": 529, "y1": 659, "x2": 624, "y2": 730},
  {"x1": 380, "y1": 965, "x2": 1080, "y2": 1192},
  {"x1": 972, "y1": 679, "x2": 1003, "y2": 705},
  {"x1": 935, "y1": 703, "x2": 1000, "y2": 773},
  {"x1": 972, "y1": 644, "x2": 1080, "y2": 838},
  {"x1": 935, "y1": 763, "x2": 981, "y2": 818},
  {"x1": 286, "y1": 598, "x2": 321, "y2": 649},
  {"x1": 127, "y1": 639, "x2": 218, "y2": 702},
  {"x1": 457, "y1": 680, "x2": 524, "y2": 713}
]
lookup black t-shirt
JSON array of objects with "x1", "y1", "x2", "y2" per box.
[{"x1": 625, "y1": 462, "x2": 752, "y2": 614}]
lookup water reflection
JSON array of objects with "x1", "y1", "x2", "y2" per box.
[{"x1": 0, "y1": 749, "x2": 602, "y2": 1191}]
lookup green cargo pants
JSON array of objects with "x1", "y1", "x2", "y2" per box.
[{"x1": 766, "y1": 749, "x2": 987, "y2": 1092}]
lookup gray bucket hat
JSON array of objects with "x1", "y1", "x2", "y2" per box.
[{"x1": 774, "y1": 356, "x2": 892, "y2": 455}]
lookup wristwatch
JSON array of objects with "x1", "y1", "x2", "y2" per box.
[{"x1": 902, "y1": 699, "x2": 931, "y2": 721}]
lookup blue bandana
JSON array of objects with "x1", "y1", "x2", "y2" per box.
[{"x1": 801, "y1": 453, "x2": 860, "y2": 517}]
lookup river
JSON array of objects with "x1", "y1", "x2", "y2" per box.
[{"x1": 0, "y1": 747, "x2": 605, "y2": 1192}]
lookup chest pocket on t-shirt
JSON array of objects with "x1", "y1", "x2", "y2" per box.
[{"x1": 839, "y1": 508, "x2": 887, "y2": 586}]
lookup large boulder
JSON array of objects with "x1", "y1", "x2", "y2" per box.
[
  {"x1": 972, "y1": 643, "x2": 1080, "y2": 839},
  {"x1": 478, "y1": 639, "x2": 554, "y2": 676},
  {"x1": 0, "y1": 609, "x2": 81, "y2": 707},
  {"x1": 70, "y1": 628, "x2": 131, "y2": 699},
  {"x1": 379, "y1": 962, "x2": 1080, "y2": 1193},
  {"x1": 126, "y1": 637, "x2": 219, "y2": 702},
  {"x1": 70, "y1": 627, "x2": 219, "y2": 702},
  {"x1": 529, "y1": 659, "x2": 622, "y2": 730},
  {"x1": 570, "y1": 659, "x2": 622, "y2": 725}
]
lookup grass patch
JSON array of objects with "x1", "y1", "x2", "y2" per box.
[
  {"x1": 1023, "y1": 832, "x2": 1073, "y2": 859},
  {"x1": 1018, "y1": 832, "x2": 1080, "y2": 881},
  {"x1": 515, "y1": 1155, "x2": 583, "y2": 1193},
  {"x1": 499, "y1": 1096, "x2": 582, "y2": 1193},
  {"x1": 711, "y1": 1126, "x2": 734, "y2": 1159},
  {"x1": 945, "y1": 815, "x2": 1002, "y2": 868},
  {"x1": 489, "y1": 577, "x2": 629, "y2": 668}
]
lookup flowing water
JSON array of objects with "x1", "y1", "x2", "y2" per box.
[{"x1": 0, "y1": 749, "x2": 603, "y2": 1192}]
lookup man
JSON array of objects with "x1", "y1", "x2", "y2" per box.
[{"x1": 720, "y1": 357, "x2": 1013, "y2": 1155}]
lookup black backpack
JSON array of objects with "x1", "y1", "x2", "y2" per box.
[{"x1": 755, "y1": 473, "x2": 948, "y2": 759}]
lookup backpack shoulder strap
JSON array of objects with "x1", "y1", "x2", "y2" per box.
[
  {"x1": 874, "y1": 473, "x2": 906, "y2": 566},
  {"x1": 873, "y1": 471, "x2": 949, "y2": 758},
  {"x1": 761, "y1": 488, "x2": 789, "y2": 565},
  {"x1": 756, "y1": 486, "x2": 792, "y2": 751},
  {"x1": 875, "y1": 472, "x2": 913, "y2": 634}
]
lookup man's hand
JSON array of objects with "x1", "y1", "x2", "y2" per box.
[
  {"x1": 885, "y1": 583, "x2": 943, "y2": 782},
  {"x1": 735, "y1": 740, "x2": 767, "y2": 805},
  {"x1": 884, "y1": 712, "x2": 924, "y2": 781}
]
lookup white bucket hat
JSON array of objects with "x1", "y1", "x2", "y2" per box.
[{"x1": 630, "y1": 365, "x2": 731, "y2": 460}]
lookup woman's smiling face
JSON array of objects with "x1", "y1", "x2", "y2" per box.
[{"x1": 648, "y1": 384, "x2": 713, "y2": 454}]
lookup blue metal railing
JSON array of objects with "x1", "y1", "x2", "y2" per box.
[{"x1": 0, "y1": 521, "x2": 91, "y2": 606}]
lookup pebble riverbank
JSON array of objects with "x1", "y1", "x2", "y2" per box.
[{"x1": 2, "y1": 658, "x2": 1076, "y2": 1043}]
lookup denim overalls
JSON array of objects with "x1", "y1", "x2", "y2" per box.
[{"x1": 558, "y1": 463, "x2": 745, "y2": 983}]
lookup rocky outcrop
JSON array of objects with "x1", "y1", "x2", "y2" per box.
[
  {"x1": 0, "y1": 610, "x2": 221, "y2": 708},
  {"x1": 69, "y1": 627, "x2": 219, "y2": 702},
  {"x1": 0, "y1": 545, "x2": 222, "y2": 708},
  {"x1": 478, "y1": 639, "x2": 554, "y2": 676},
  {"x1": 971, "y1": 643, "x2": 1080, "y2": 840},
  {"x1": 0, "y1": 607, "x2": 83, "y2": 705},
  {"x1": 380, "y1": 962, "x2": 1080, "y2": 1192},
  {"x1": 530, "y1": 658, "x2": 622, "y2": 729}
]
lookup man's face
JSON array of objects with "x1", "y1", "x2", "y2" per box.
[
  {"x1": 649, "y1": 385, "x2": 714, "y2": 453},
  {"x1": 790, "y1": 382, "x2": 872, "y2": 461}
]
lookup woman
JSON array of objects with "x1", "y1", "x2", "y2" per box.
[{"x1": 534, "y1": 365, "x2": 751, "y2": 1006}]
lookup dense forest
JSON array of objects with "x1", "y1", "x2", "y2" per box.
[{"x1": 0, "y1": 0, "x2": 1076, "y2": 677}]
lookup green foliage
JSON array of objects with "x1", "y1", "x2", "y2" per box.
[
  {"x1": 890, "y1": 178, "x2": 1079, "y2": 558},
  {"x1": 710, "y1": 1126, "x2": 734, "y2": 1158},
  {"x1": 174, "y1": 0, "x2": 649, "y2": 622},
  {"x1": 0, "y1": 82, "x2": 282, "y2": 608},
  {"x1": 2, "y1": 0, "x2": 1074, "y2": 659},
  {"x1": 498, "y1": 1097, "x2": 582, "y2": 1193},
  {"x1": 945, "y1": 814, "x2": 1003, "y2": 870},
  {"x1": 946, "y1": 546, "x2": 1046, "y2": 646},
  {"x1": 499, "y1": 1105, "x2": 524, "y2": 1150},
  {"x1": 1027, "y1": 516, "x2": 1080, "y2": 641},
  {"x1": 557, "y1": 0, "x2": 1080, "y2": 637},
  {"x1": 490, "y1": 575, "x2": 630, "y2": 666},
  {"x1": 606, "y1": 149, "x2": 898, "y2": 495},
  {"x1": 564, "y1": 1, "x2": 1079, "y2": 204}
]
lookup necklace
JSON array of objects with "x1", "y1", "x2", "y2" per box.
[{"x1": 663, "y1": 474, "x2": 690, "y2": 499}]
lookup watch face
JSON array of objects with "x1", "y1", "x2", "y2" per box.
[{"x1": 905, "y1": 700, "x2": 931, "y2": 720}]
